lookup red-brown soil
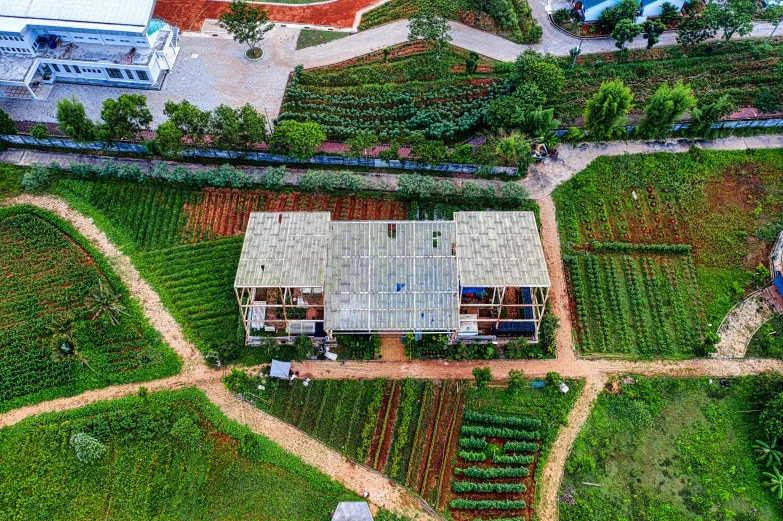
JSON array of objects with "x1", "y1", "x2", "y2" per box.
[
  {"x1": 374, "y1": 382, "x2": 402, "y2": 471},
  {"x1": 409, "y1": 383, "x2": 442, "y2": 492},
  {"x1": 366, "y1": 380, "x2": 394, "y2": 466},
  {"x1": 154, "y1": 0, "x2": 380, "y2": 31},
  {"x1": 421, "y1": 381, "x2": 460, "y2": 503}
]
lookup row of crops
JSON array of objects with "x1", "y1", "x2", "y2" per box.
[
  {"x1": 277, "y1": 81, "x2": 511, "y2": 141},
  {"x1": 228, "y1": 375, "x2": 464, "y2": 508},
  {"x1": 449, "y1": 410, "x2": 542, "y2": 520},
  {"x1": 565, "y1": 252, "x2": 704, "y2": 356},
  {"x1": 0, "y1": 207, "x2": 178, "y2": 411}
]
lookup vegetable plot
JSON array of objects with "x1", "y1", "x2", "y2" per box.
[{"x1": 0, "y1": 206, "x2": 179, "y2": 412}]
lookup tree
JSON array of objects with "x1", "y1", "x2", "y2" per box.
[
  {"x1": 597, "y1": 0, "x2": 641, "y2": 32},
  {"x1": 642, "y1": 19, "x2": 666, "y2": 49},
  {"x1": 21, "y1": 163, "x2": 51, "y2": 192},
  {"x1": 473, "y1": 366, "x2": 493, "y2": 390},
  {"x1": 269, "y1": 120, "x2": 326, "y2": 161},
  {"x1": 764, "y1": 5, "x2": 783, "y2": 44},
  {"x1": 30, "y1": 123, "x2": 50, "y2": 140},
  {"x1": 509, "y1": 50, "x2": 564, "y2": 103},
  {"x1": 635, "y1": 81, "x2": 695, "y2": 139},
  {"x1": 347, "y1": 132, "x2": 379, "y2": 158},
  {"x1": 56, "y1": 95, "x2": 95, "y2": 142},
  {"x1": 163, "y1": 100, "x2": 211, "y2": 147},
  {"x1": 676, "y1": 14, "x2": 716, "y2": 46},
  {"x1": 659, "y1": 2, "x2": 680, "y2": 24},
  {"x1": 209, "y1": 103, "x2": 267, "y2": 150},
  {"x1": 702, "y1": 0, "x2": 757, "y2": 41},
  {"x1": 0, "y1": 109, "x2": 16, "y2": 135},
  {"x1": 545, "y1": 371, "x2": 561, "y2": 386},
  {"x1": 99, "y1": 94, "x2": 152, "y2": 141},
  {"x1": 493, "y1": 130, "x2": 531, "y2": 167},
  {"x1": 69, "y1": 433, "x2": 106, "y2": 464},
  {"x1": 760, "y1": 392, "x2": 783, "y2": 438},
  {"x1": 408, "y1": 11, "x2": 452, "y2": 61},
  {"x1": 151, "y1": 121, "x2": 184, "y2": 157},
  {"x1": 469, "y1": 0, "x2": 491, "y2": 24},
  {"x1": 583, "y1": 80, "x2": 634, "y2": 140},
  {"x1": 484, "y1": 94, "x2": 558, "y2": 137},
  {"x1": 611, "y1": 19, "x2": 642, "y2": 50},
  {"x1": 685, "y1": 94, "x2": 732, "y2": 138},
  {"x1": 764, "y1": 466, "x2": 783, "y2": 499},
  {"x1": 218, "y1": 0, "x2": 274, "y2": 59},
  {"x1": 500, "y1": 182, "x2": 528, "y2": 205},
  {"x1": 436, "y1": 179, "x2": 459, "y2": 197},
  {"x1": 85, "y1": 280, "x2": 127, "y2": 326},
  {"x1": 508, "y1": 369, "x2": 525, "y2": 394},
  {"x1": 754, "y1": 437, "x2": 783, "y2": 467}
]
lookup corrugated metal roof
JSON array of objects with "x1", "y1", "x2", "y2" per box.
[
  {"x1": 234, "y1": 212, "x2": 330, "y2": 288},
  {"x1": 324, "y1": 221, "x2": 459, "y2": 332},
  {"x1": 455, "y1": 211, "x2": 550, "y2": 288},
  {"x1": 1, "y1": 0, "x2": 155, "y2": 28}
]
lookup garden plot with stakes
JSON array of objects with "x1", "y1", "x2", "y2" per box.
[
  {"x1": 0, "y1": 205, "x2": 179, "y2": 412},
  {"x1": 554, "y1": 149, "x2": 783, "y2": 357}
]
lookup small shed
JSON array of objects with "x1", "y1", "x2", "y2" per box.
[
  {"x1": 269, "y1": 359, "x2": 291, "y2": 379},
  {"x1": 332, "y1": 502, "x2": 373, "y2": 521}
]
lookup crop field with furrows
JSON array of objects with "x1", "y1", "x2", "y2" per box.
[
  {"x1": 0, "y1": 206, "x2": 179, "y2": 412},
  {"x1": 57, "y1": 180, "x2": 408, "y2": 250},
  {"x1": 554, "y1": 149, "x2": 783, "y2": 357},
  {"x1": 227, "y1": 375, "x2": 465, "y2": 508}
]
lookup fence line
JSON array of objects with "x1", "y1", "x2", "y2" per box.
[
  {"x1": 552, "y1": 117, "x2": 783, "y2": 136},
  {"x1": 0, "y1": 134, "x2": 519, "y2": 176}
]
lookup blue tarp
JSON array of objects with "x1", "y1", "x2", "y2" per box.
[
  {"x1": 774, "y1": 276, "x2": 783, "y2": 298},
  {"x1": 462, "y1": 287, "x2": 488, "y2": 294}
]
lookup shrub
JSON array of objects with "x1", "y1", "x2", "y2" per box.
[
  {"x1": 452, "y1": 481, "x2": 526, "y2": 493},
  {"x1": 21, "y1": 163, "x2": 51, "y2": 192},
  {"x1": 464, "y1": 410, "x2": 542, "y2": 428},
  {"x1": 449, "y1": 499, "x2": 526, "y2": 509},
  {"x1": 170, "y1": 416, "x2": 203, "y2": 448},
  {"x1": 454, "y1": 466, "x2": 529, "y2": 478},
  {"x1": 460, "y1": 425, "x2": 540, "y2": 440},
  {"x1": 659, "y1": 2, "x2": 680, "y2": 23},
  {"x1": 504, "y1": 441, "x2": 541, "y2": 452},
  {"x1": 459, "y1": 436, "x2": 488, "y2": 450},
  {"x1": 584, "y1": 80, "x2": 634, "y2": 140},
  {"x1": 459, "y1": 450, "x2": 487, "y2": 461},
  {"x1": 269, "y1": 120, "x2": 326, "y2": 161},
  {"x1": 473, "y1": 366, "x2": 493, "y2": 390},
  {"x1": 29, "y1": 124, "x2": 51, "y2": 140},
  {"x1": 493, "y1": 453, "x2": 535, "y2": 464},
  {"x1": 0, "y1": 109, "x2": 17, "y2": 135},
  {"x1": 69, "y1": 432, "x2": 107, "y2": 464}
]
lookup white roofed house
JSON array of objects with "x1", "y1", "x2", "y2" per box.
[
  {"x1": 234, "y1": 211, "x2": 551, "y2": 345},
  {"x1": 0, "y1": 0, "x2": 180, "y2": 100}
]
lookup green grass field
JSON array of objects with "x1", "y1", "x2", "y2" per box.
[
  {"x1": 554, "y1": 148, "x2": 783, "y2": 357},
  {"x1": 560, "y1": 376, "x2": 783, "y2": 521},
  {"x1": 0, "y1": 388, "x2": 373, "y2": 520},
  {"x1": 0, "y1": 205, "x2": 180, "y2": 412},
  {"x1": 296, "y1": 29, "x2": 349, "y2": 49}
]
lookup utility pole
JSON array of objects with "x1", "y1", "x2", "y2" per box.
[{"x1": 570, "y1": 39, "x2": 583, "y2": 69}]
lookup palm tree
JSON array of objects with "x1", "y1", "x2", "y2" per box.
[
  {"x1": 494, "y1": 130, "x2": 531, "y2": 167},
  {"x1": 764, "y1": 466, "x2": 783, "y2": 499},
  {"x1": 85, "y1": 280, "x2": 127, "y2": 326},
  {"x1": 47, "y1": 314, "x2": 75, "y2": 338},
  {"x1": 754, "y1": 437, "x2": 783, "y2": 468}
]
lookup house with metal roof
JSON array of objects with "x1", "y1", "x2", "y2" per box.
[
  {"x1": 573, "y1": 0, "x2": 683, "y2": 22},
  {"x1": 234, "y1": 211, "x2": 551, "y2": 345},
  {"x1": 0, "y1": 0, "x2": 179, "y2": 99}
]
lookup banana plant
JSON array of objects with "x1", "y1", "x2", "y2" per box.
[
  {"x1": 754, "y1": 437, "x2": 783, "y2": 468},
  {"x1": 764, "y1": 466, "x2": 783, "y2": 499}
]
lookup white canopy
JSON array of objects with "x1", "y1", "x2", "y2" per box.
[{"x1": 269, "y1": 359, "x2": 291, "y2": 379}]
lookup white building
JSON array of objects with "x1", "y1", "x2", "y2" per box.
[
  {"x1": 0, "y1": 0, "x2": 180, "y2": 99},
  {"x1": 574, "y1": 0, "x2": 684, "y2": 22}
]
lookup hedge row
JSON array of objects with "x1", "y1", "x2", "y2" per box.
[
  {"x1": 463, "y1": 410, "x2": 542, "y2": 429},
  {"x1": 450, "y1": 499, "x2": 526, "y2": 510},
  {"x1": 493, "y1": 453, "x2": 535, "y2": 465},
  {"x1": 460, "y1": 425, "x2": 541, "y2": 440},
  {"x1": 452, "y1": 481, "x2": 526, "y2": 493},
  {"x1": 504, "y1": 441, "x2": 540, "y2": 453},
  {"x1": 459, "y1": 450, "x2": 487, "y2": 462},
  {"x1": 459, "y1": 436, "x2": 488, "y2": 450},
  {"x1": 454, "y1": 466, "x2": 529, "y2": 478},
  {"x1": 591, "y1": 241, "x2": 692, "y2": 254}
]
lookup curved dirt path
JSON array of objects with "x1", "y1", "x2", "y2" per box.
[
  {"x1": 714, "y1": 286, "x2": 780, "y2": 358},
  {"x1": 536, "y1": 375, "x2": 605, "y2": 521},
  {"x1": 0, "y1": 195, "x2": 433, "y2": 521}
]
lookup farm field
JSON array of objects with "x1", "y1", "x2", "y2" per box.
[
  {"x1": 560, "y1": 376, "x2": 783, "y2": 521},
  {"x1": 54, "y1": 175, "x2": 535, "y2": 362},
  {"x1": 554, "y1": 149, "x2": 783, "y2": 357},
  {"x1": 282, "y1": 39, "x2": 783, "y2": 141},
  {"x1": 0, "y1": 388, "x2": 378, "y2": 520},
  {"x1": 0, "y1": 205, "x2": 179, "y2": 413},
  {"x1": 226, "y1": 372, "x2": 583, "y2": 518}
]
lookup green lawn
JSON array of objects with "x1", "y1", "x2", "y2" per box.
[
  {"x1": 296, "y1": 29, "x2": 349, "y2": 50},
  {"x1": 0, "y1": 388, "x2": 372, "y2": 520},
  {"x1": 0, "y1": 204, "x2": 180, "y2": 413},
  {"x1": 560, "y1": 376, "x2": 783, "y2": 521},
  {"x1": 554, "y1": 149, "x2": 783, "y2": 357},
  {"x1": 748, "y1": 315, "x2": 783, "y2": 358}
]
